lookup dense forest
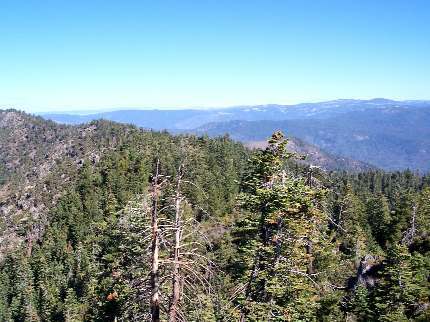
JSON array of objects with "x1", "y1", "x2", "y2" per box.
[{"x1": 0, "y1": 111, "x2": 429, "y2": 321}]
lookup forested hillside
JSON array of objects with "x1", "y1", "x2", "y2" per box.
[{"x1": 0, "y1": 111, "x2": 429, "y2": 321}]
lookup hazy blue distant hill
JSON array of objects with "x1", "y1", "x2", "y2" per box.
[
  {"x1": 40, "y1": 99, "x2": 430, "y2": 129},
  {"x1": 194, "y1": 105, "x2": 430, "y2": 171},
  {"x1": 40, "y1": 109, "x2": 204, "y2": 130},
  {"x1": 38, "y1": 99, "x2": 430, "y2": 171}
]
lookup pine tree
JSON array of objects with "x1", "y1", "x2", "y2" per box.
[
  {"x1": 348, "y1": 284, "x2": 372, "y2": 321},
  {"x1": 64, "y1": 288, "x2": 83, "y2": 322},
  {"x1": 234, "y1": 132, "x2": 335, "y2": 321},
  {"x1": 374, "y1": 244, "x2": 424, "y2": 321},
  {"x1": 366, "y1": 194, "x2": 392, "y2": 249},
  {"x1": 336, "y1": 186, "x2": 373, "y2": 264}
]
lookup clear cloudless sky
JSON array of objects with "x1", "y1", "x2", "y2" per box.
[{"x1": 0, "y1": 0, "x2": 429, "y2": 112}]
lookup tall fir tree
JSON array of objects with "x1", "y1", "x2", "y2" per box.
[{"x1": 234, "y1": 132, "x2": 337, "y2": 321}]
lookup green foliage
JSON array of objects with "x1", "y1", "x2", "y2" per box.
[
  {"x1": 0, "y1": 122, "x2": 248, "y2": 321},
  {"x1": 231, "y1": 132, "x2": 338, "y2": 321},
  {"x1": 366, "y1": 195, "x2": 392, "y2": 249},
  {"x1": 373, "y1": 244, "x2": 427, "y2": 321}
]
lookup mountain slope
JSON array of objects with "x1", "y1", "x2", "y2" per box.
[{"x1": 0, "y1": 110, "x2": 147, "y2": 258}]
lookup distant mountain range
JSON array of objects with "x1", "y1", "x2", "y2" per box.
[{"x1": 39, "y1": 99, "x2": 430, "y2": 171}]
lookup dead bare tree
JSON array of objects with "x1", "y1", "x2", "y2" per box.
[
  {"x1": 150, "y1": 159, "x2": 162, "y2": 322},
  {"x1": 168, "y1": 165, "x2": 183, "y2": 322},
  {"x1": 164, "y1": 163, "x2": 214, "y2": 321},
  {"x1": 131, "y1": 155, "x2": 213, "y2": 321},
  {"x1": 402, "y1": 204, "x2": 418, "y2": 246}
]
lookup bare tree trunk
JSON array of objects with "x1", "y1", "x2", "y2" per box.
[
  {"x1": 169, "y1": 167, "x2": 182, "y2": 322},
  {"x1": 26, "y1": 231, "x2": 33, "y2": 258},
  {"x1": 240, "y1": 254, "x2": 259, "y2": 322},
  {"x1": 307, "y1": 166, "x2": 313, "y2": 188},
  {"x1": 402, "y1": 204, "x2": 417, "y2": 245},
  {"x1": 306, "y1": 239, "x2": 314, "y2": 275},
  {"x1": 266, "y1": 217, "x2": 284, "y2": 321},
  {"x1": 150, "y1": 160, "x2": 161, "y2": 322}
]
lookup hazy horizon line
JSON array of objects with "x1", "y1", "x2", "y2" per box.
[{"x1": 2, "y1": 97, "x2": 430, "y2": 115}]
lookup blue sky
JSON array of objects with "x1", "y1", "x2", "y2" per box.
[{"x1": 0, "y1": 0, "x2": 429, "y2": 112}]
